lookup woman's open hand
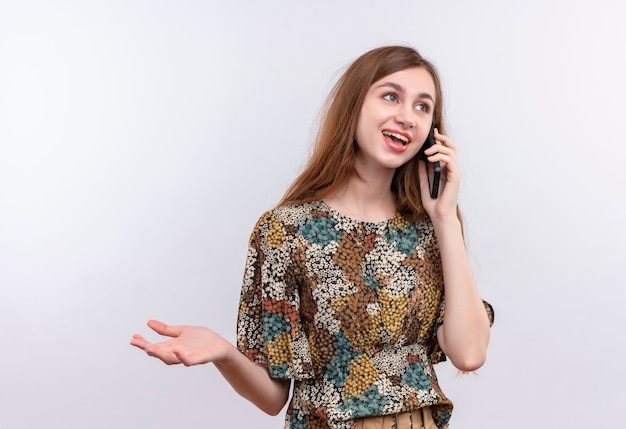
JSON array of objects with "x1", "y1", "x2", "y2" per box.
[{"x1": 130, "y1": 320, "x2": 233, "y2": 366}]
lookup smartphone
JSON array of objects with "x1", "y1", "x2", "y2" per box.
[{"x1": 418, "y1": 124, "x2": 441, "y2": 199}]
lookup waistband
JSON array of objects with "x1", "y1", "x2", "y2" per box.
[{"x1": 353, "y1": 407, "x2": 436, "y2": 429}]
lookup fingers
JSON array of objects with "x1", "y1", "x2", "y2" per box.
[
  {"x1": 144, "y1": 343, "x2": 174, "y2": 363},
  {"x1": 423, "y1": 130, "x2": 459, "y2": 180},
  {"x1": 129, "y1": 334, "x2": 148, "y2": 350},
  {"x1": 129, "y1": 334, "x2": 159, "y2": 357},
  {"x1": 418, "y1": 130, "x2": 461, "y2": 215},
  {"x1": 434, "y1": 128, "x2": 457, "y2": 148},
  {"x1": 147, "y1": 319, "x2": 183, "y2": 338},
  {"x1": 141, "y1": 340, "x2": 183, "y2": 365},
  {"x1": 130, "y1": 324, "x2": 183, "y2": 365},
  {"x1": 131, "y1": 321, "x2": 215, "y2": 366},
  {"x1": 424, "y1": 129, "x2": 457, "y2": 159}
]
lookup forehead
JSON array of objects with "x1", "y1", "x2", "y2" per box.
[{"x1": 370, "y1": 67, "x2": 436, "y2": 97}]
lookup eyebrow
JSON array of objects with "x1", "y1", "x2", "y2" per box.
[{"x1": 376, "y1": 82, "x2": 435, "y2": 102}]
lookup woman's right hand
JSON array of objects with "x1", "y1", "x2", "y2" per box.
[
  {"x1": 131, "y1": 319, "x2": 291, "y2": 415},
  {"x1": 130, "y1": 320, "x2": 233, "y2": 366}
]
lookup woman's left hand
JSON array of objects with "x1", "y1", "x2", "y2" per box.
[{"x1": 418, "y1": 128, "x2": 460, "y2": 222}]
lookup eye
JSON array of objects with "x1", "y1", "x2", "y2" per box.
[
  {"x1": 415, "y1": 103, "x2": 431, "y2": 113},
  {"x1": 383, "y1": 93, "x2": 398, "y2": 103}
]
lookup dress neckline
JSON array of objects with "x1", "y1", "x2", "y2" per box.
[{"x1": 319, "y1": 200, "x2": 400, "y2": 227}]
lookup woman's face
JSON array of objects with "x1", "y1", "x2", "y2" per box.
[{"x1": 355, "y1": 66, "x2": 436, "y2": 174}]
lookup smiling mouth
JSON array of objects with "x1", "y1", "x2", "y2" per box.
[{"x1": 382, "y1": 130, "x2": 410, "y2": 145}]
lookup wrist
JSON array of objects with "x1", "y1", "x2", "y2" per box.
[
  {"x1": 214, "y1": 341, "x2": 243, "y2": 368},
  {"x1": 430, "y1": 214, "x2": 464, "y2": 241},
  {"x1": 430, "y1": 214, "x2": 461, "y2": 230}
]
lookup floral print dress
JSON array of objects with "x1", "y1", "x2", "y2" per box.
[{"x1": 236, "y1": 201, "x2": 493, "y2": 429}]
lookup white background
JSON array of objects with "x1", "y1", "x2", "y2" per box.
[{"x1": 1, "y1": 0, "x2": 625, "y2": 428}]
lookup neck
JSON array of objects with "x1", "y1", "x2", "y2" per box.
[{"x1": 325, "y1": 167, "x2": 397, "y2": 223}]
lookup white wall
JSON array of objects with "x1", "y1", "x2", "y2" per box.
[{"x1": 1, "y1": 0, "x2": 624, "y2": 427}]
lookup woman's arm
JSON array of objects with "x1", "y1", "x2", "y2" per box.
[
  {"x1": 419, "y1": 129, "x2": 491, "y2": 371},
  {"x1": 130, "y1": 320, "x2": 291, "y2": 415},
  {"x1": 432, "y1": 218, "x2": 491, "y2": 371}
]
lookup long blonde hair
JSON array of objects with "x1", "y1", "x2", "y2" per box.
[{"x1": 279, "y1": 45, "x2": 449, "y2": 222}]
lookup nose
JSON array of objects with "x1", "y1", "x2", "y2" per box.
[{"x1": 395, "y1": 106, "x2": 415, "y2": 128}]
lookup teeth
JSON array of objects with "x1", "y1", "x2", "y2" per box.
[{"x1": 382, "y1": 131, "x2": 409, "y2": 144}]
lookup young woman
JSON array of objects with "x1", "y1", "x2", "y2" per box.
[{"x1": 131, "y1": 45, "x2": 494, "y2": 429}]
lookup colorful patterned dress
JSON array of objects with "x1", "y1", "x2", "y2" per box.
[{"x1": 236, "y1": 201, "x2": 493, "y2": 429}]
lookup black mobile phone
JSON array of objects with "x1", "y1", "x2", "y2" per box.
[{"x1": 418, "y1": 124, "x2": 441, "y2": 199}]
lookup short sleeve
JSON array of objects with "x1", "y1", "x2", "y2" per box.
[
  {"x1": 236, "y1": 211, "x2": 314, "y2": 380},
  {"x1": 430, "y1": 299, "x2": 495, "y2": 364},
  {"x1": 430, "y1": 299, "x2": 447, "y2": 363}
]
